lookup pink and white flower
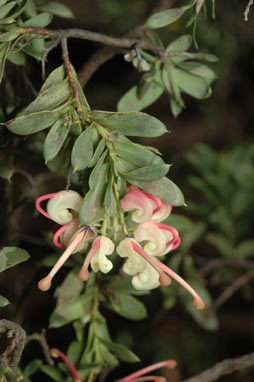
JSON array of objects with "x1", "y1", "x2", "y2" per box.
[{"x1": 121, "y1": 188, "x2": 172, "y2": 223}]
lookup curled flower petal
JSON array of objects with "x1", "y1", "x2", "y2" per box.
[
  {"x1": 78, "y1": 236, "x2": 114, "y2": 281},
  {"x1": 91, "y1": 236, "x2": 114, "y2": 273},
  {"x1": 152, "y1": 203, "x2": 172, "y2": 222},
  {"x1": 117, "y1": 238, "x2": 146, "y2": 275},
  {"x1": 132, "y1": 262, "x2": 160, "y2": 291},
  {"x1": 46, "y1": 190, "x2": 83, "y2": 225},
  {"x1": 121, "y1": 190, "x2": 155, "y2": 223},
  {"x1": 134, "y1": 222, "x2": 171, "y2": 256}
]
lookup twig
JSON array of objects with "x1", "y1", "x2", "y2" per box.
[
  {"x1": 61, "y1": 37, "x2": 83, "y2": 114},
  {"x1": 26, "y1": 329, "x2": 54, "y2": 366},
  {"x1": 212, "y1": 271, "x2": 254, "y2": 313},
  {"x1": 42, "y1": 34, "x2": 63, "y2": 80},
  {"x1": 0, "y1": 320, "x2": 26, "y2": 372},
  {"x1": 182, "y1": 352, "x2": 254, "y2": 382},
  {"x1": 198, "y1": 258, "x2": 254, "y2": 278},
  {"x1": 78, "y1": 0, "x2": 176, "y2": 87},
  {"x1": 244, "y1": 0, "x2": 253, "y2": 21}
]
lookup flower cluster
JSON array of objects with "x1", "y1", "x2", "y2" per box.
[{"x1": 36, "y1": 188, "x2": 205, "y2": 309}]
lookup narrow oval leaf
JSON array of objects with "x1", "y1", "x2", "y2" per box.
[
  {"x1": 192, "y1": 52, "x2": 219, "y2": 63},
  {"x1": 166, "y1": 34, "x2": 192, "y2": 52},
  {"x1": 125, "y1": 163, "x2": 170, "y2": 182},
  {"x1": 7, "y1": 50, "x2": 26, "y2": 65},
  {"x1": 115, "y1": 139, "x2": 164, "y2": 168},
  {"x1": 0, "y1": 247, "x2": 30, "y2": 272},
  {"x1": 39, "y1": 365, "x2": 63, "y2": 381},
  {"x1": 71, "y1": 125, "x2": 94, "y2": 171},
  {"x1": 145, "y1": 5, "x2": 191, "y2": 29},
  {"x1": 96, "y1": 112, "x2": 167, "y2": 137},
  {"x1": 0, "y1": 29, "x2": 20, "y2": 42},
  {"x1": 117, "y1": 83, "x2": 164, "y2": 112},
  {"x1": 0, "y1": 295, "x2": 9, "y2": 307},
  {"x1": 178, "y1": 61, "x2": 217, "y2": 84},
  {"x1": 172, "y1": 68, "x2": 209, "y2": 99},
  {"x1": 89, "y1": 138, "x2": 106, "y2": 167},
  {"x1": 39, "y1": 65, "x2": 65, "y2": 93},
  {"x1": 0, "y1": 2, "x2": 16, "y2": 19},
  {"x1": 112, "y1": 292, "x2": 147, "y2": 320},
  {"x1": 43, "y1": 118, "x2": 68, "y2": 162},
  {"x1": 5, "y1": 111, "x2": 60, "y2": 135},
  {"x1": 22, "y1": 80, "x2": 70, "y2": 115},
  {"x1": 37, "y1": 1, "x2": 74, "y2": 19},
  {"x1": 130, "y1": 176, "x2": 185, "y2": 206},
  {"x1": 22, "y1": 12, "x2": 52, "y2": 27},
  {"x1": 89, "y1": 151, "x2": 108, "y2": 188},
  {"x1": 104, "y1": 179, "x2": 117, "y2": 216},
  {"x1": 79, "y1": 164, "x2": 109, "y2": 224},
  {"x1": 0, "y1": 41, "x2": 11, "y2": 83},
  {"x1": 22, "y1": 37, "x2": 45, "y2": 60},
  {"x1": 100, "y1": 340, "x2": 140, "y2": 363}
]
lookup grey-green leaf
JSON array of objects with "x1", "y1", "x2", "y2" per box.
[
  {"x1": 166, "y1": 34, "x2": 192, "y2": 52},
  {"x1": 117, "y1": 83, "x2": 164, "y2": 112},
  {"x1": 125, "y1": 163, "x2": 170, "y2": 182},
  {"x1": 89, "y1": 139, "x2": 106, "y2": 167},
  {"x1": 0, "y1": 41, "x2": 11, "y2": 83},
  {"x1": 0, "y1": 295, "x2": 9, "y2": 307},
  {"x1": 0, "y1": 247, "x2": 30, "y2": 272},
  {"x1": 145, "y1": 5, "x2": 192, "y2": 29},
  {"x1": 115, "y1": 139, "x2": 164, "y2": 168},
  {"x1": 104, "y1": 179, "x2": 117, "y2": 216},
  {"x1": 178, "y1": 61, "x2": 217, "y2": 84},
  {"x1": 39, "y1": 365, "x2": 63, "y2": 381},
  {"x1": 130, "y1": 176, "x2": 185, "y2": 206},
  {"x1": 111, "y1": 292, "x2": 147, "y2": 320},
  {"x1": 43, "y1": 118, "x2": 68, "y2": 162},
  {"x1": 0, "y1": 29, "x2": 20, "y2": 42},
  {"x1": 49, "y1": 294, "x2": 93, "y2": 328},
  {"x1": 37, "y1": 1, "x2": 74, "y2": 19},
  {"x1": 100, "y1": 340, "x2": 140, "y2": 363},
  {"x1": 172, "y1": 68, "x2": 209, "y2": 99},
  {"x1": 96, "y1": 112, "x2": 167, "y2": 137},
  {"x1": 71, "y1": 125, "x2": 94, "y2": 171},
  {"x1": 22, "y1": 12, "x2": 52, "y2": 27},
  {"x1": 22, "y1": 80, "x2": 70, "y2": 114},
  {"x1": 39, "y1": 66, "x2": 65, "y2": 93},
  {"x1": 5, "y1": 111, "x2": 60, "y2": 135},
  {"x1": 0, "y1": 1, "x2": 16, "y2": 19},
  {"x1": 79, "y1": 164, "x2": 109, "y2": 224}
]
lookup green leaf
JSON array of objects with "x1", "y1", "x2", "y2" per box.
[
  {"x1": 0, "y1": 247, "x2": 30, "y2": 272},
  {"x1": 79, "y1": 164, "x2": 109, "y2": 224},
  {"x1": 49, "y1": 294, "x2": 93, "y2": 328},
  {"x1": 43, "y1": 118, "x2": 68, "y2": 162},
  {"x1": 145, "y1": 5, "x2": 192, "y2": 29},
  {"x1": 178, "y1": 61, "x2": 217, "y2": 84},
  {"x1": 23, "y1": 80, "x2": 70, "y2": 115},
  {"x1": 24, "y1": 359, "x2": 43, "y2": 377},
  {"x1": 0, "y1": 41, "x2": 11, "y2": 83},
  {"x1": 170, "y1": 97, "x2": 182, "y2": 117},
  {"x1": 0, "y1": 295, "x2": 9, "y2": 307},
  {"x1": 70, "y1": 64, "x2": 90, "y2": 111},
  {"x1": 163, "y1": 214, "x2": 193, "y2": 233},
  {"x1": 89, "y1": 151, "x2": 108, "y2": 188},
  {"x1": 234, "y1": 240, "x2": 254, "y2": 258},
  {"x1": 125, "y1": 163, "x2": 170, "y2": 182},
  {"x1": 100, "y1": 340, "x2": 140, "y2": 363},
  {"x1": 171, "y1": 67, "x2": 209, "y2": 99},
  {"x1": 66, "y1": 340, "x2": 83, "y2": 366},
  {"x1": 39, "y1": 65, "x2": 65, "y2": 93},
  {"x1": 39, "y1": 365, "x2": 63, "y2": 381},
  {"x1": 71, "y1": 125, "x2": 94, "y2": 171},
  {"x1": 0, "y1": 150, "x2": 14, "y2": 180},
  {"x1": 0, "y1": 2, "x2": 16, "y2": 19},
  {"x1": 95, "y1": 112, "x2": 167, "y2": 137},
  {"x1": 115, "y1": 138, "x2": 163, "y2": 168},
  {"x1": 0, "y1": 29, "x2": 20, "y2": 42},
  {"x1": 46, "y1": 136, "x2": 72, "y2": 173},
  {"x1": 104, "y1": 178, "x2": 117, "y2": 216},
  {"x1": 54, "y1": 271, "x2": 84, "y2": 303},
  {"x1": 130, "y1": 176, "x2": 185, "y2": 206},
  {"x1": 192, "y1": 52, "x2": 219, "y2": 63},
  {"x1": 8, "y1": 0, "x2": 31, "y2": 19},
  {"x1": 37, "y1": 1, "x2": 74, "y2": 19},
  {"x1": 110, "y1": 292, "x2": 147, "y2": 320},
  {"x1": 5, "y1": 111, "x2": 60, "y2": 135},
  {"x1": 7, "y1": 50, "x2": 26, "y2": 65},
  {"x1": 166, "y1": 34, "x2": 192, "y2": 52},
  {"x1": 89, "y1": 138, "x2": 106, "y2": 167},
  {"x1": 180, "y1": 222, "x2": 206, "y2": 253},
  {"x1": 22, "y1": 12, "x2": 52, "y2": 27},
  {"x1": 22, "y1": 37, "x2": 45, "y2": 60},
  {"x1": 117, "y1": 83, "x2": 164, "y2": 112},
  {"x1": 98, "y1": 342, "x2": 119, "y2": 366}
]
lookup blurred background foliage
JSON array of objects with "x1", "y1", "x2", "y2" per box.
[{"x1": 0, "y1": 0, "x2": 253, "y2": 381}]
